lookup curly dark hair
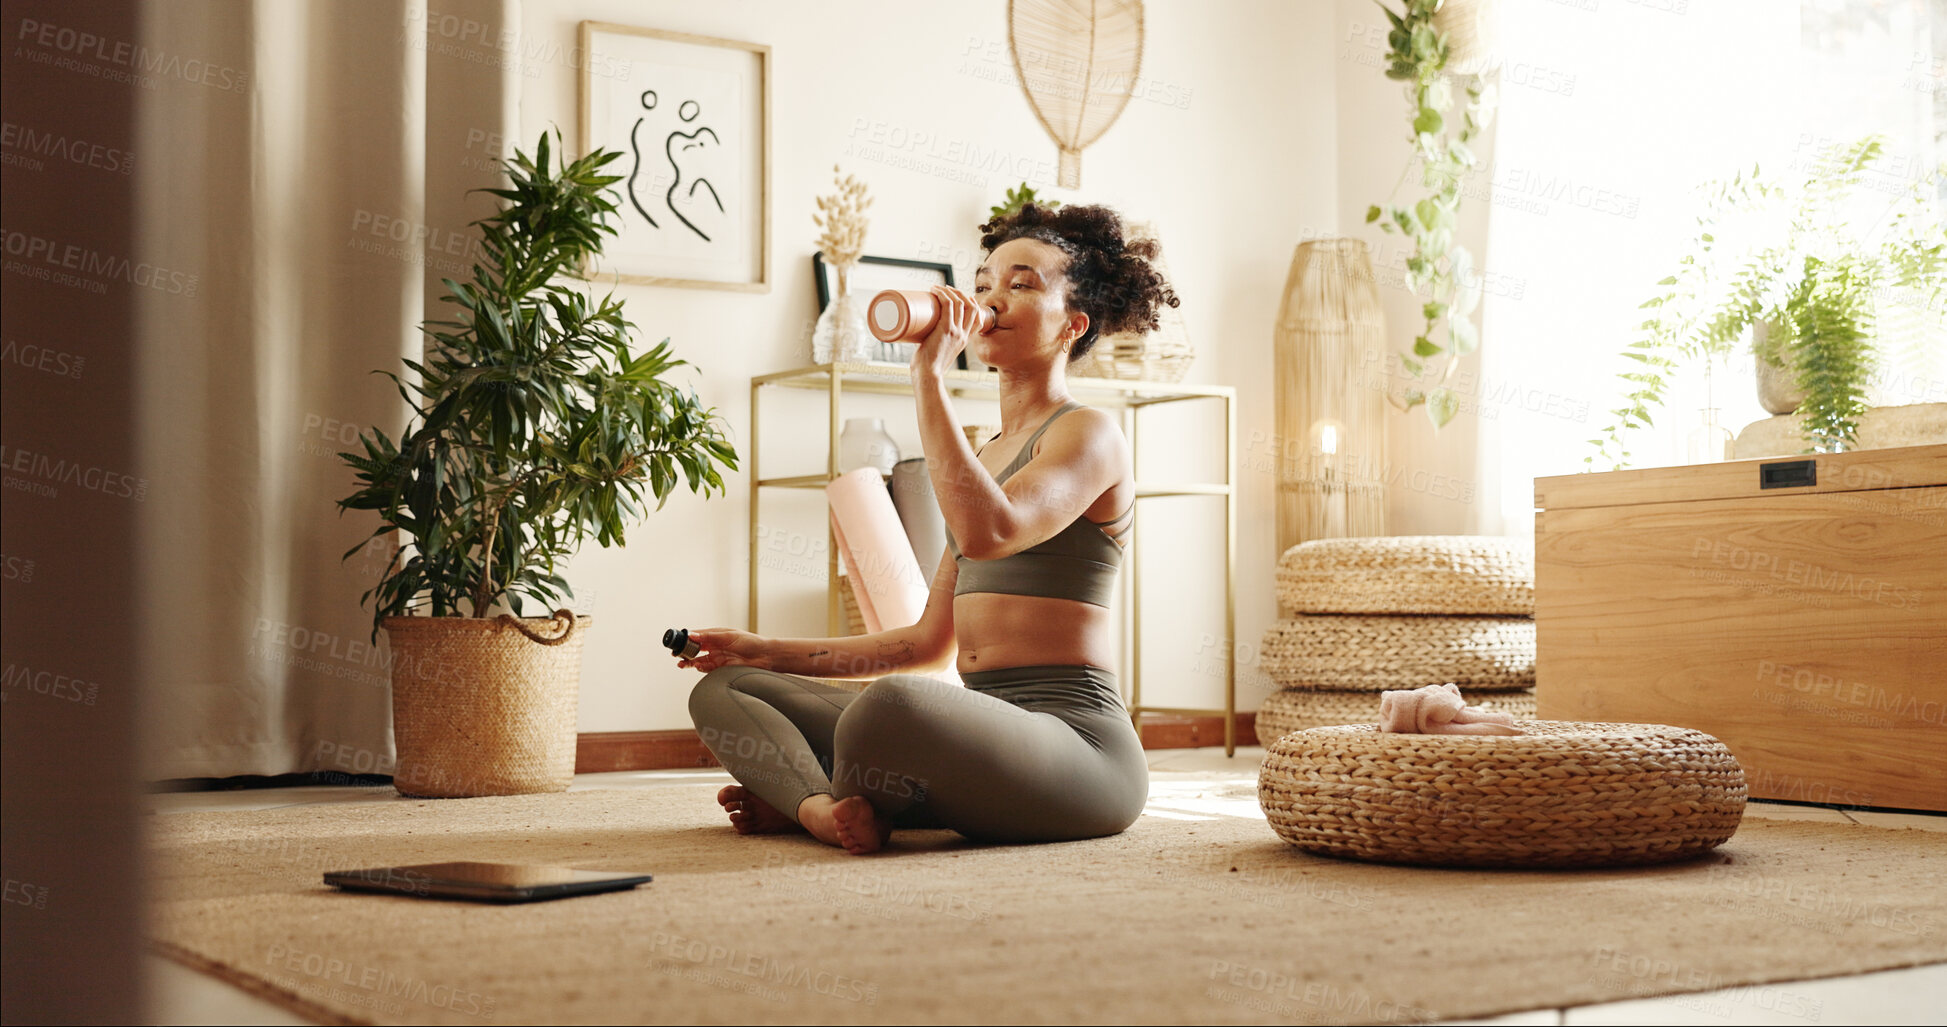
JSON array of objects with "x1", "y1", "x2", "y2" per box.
[{"x1": 977, "y1": 202, "x2": 1179, "y2": 362}]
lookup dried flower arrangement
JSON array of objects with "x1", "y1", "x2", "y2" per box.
[{"x1": 812, "y1": 164, "x2": 871, "y2": 296}]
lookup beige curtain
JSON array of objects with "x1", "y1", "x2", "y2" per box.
[{"x1": 135, "y1": 0, "x2": 518, "y2": 779}]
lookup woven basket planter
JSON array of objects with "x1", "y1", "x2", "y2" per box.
[
  {"x1": 1275, "y1": 535, "x2": 1534, "y2": 615},
  {"x1": 1255, "y1": 687, "x2": 1535, "y2": 747},
  {"x1": 1259, "y1": 722, "x2": 1746, "y2": 868},
  {"x1": 1259, "y1": 614, "x2": 1535, "y2": 691},
  {"x1": 384, "y1": 612, "x2": 589, "y2": 798}
]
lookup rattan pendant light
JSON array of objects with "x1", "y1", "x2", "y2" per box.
[
  {"x1": 1008, "y1": 0, "x2": 1145, "y2": 188},
  {"x1": 1274, "y1": 239, "x2": 1388, "y2": 554}
]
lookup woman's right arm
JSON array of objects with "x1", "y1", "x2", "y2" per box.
[{"x1": 679, "y1": 551, "x2": 960, "y2": 679}]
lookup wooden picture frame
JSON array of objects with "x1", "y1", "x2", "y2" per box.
[
  {"x1": 813, "y1": 254, "x2": 969, "y2": 369},
  {"x1": 578, "y1": 22, "x2": 770, "y2": 292}
]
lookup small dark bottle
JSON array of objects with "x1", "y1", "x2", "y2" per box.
[{"x1": 663, "y1": 628, "x2": 700, "y2": 660}]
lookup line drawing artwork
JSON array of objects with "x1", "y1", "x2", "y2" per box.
[
  {"x1": 665, "y1": 100, "x2": 726, "y2": 243},
  {"x1": 627, "y1": 89, "x2": 662, "y2": 229},
  {"x1": 626, "y1": 91, "x2": 728, "y2": 245},
  {"x1": 585, "y1": 23, "x2": 767, "y2": 289}
]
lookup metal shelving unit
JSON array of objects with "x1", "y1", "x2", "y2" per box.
[{"x1": 748, "y1": 362, "x2": 1239, "y2": 754}]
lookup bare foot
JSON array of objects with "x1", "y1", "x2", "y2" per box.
[
  {"x1": 716, "y1": 785, "x2": 802, "y2": 835},
  {"x1": 796, "y1": 794, "x2": 891, "y2": 855}
]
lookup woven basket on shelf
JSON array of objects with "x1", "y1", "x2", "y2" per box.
[
  {"x1": 383, "y1": 611, "x2": 588, "y2": 798},
  {"x1": 1068, "y1": 221, "x2": 1194, "y2": 383},
  {"x1": 1275, "y1": 535, "x2": 1534, "y2": 616},
  {"x1": 1259, "y1": 614, "x2": 1535, "y2": 691},
  {"x1": 1254, "y1": 687, "x2": 1535, "y2": 747},
  {"x1": 836, "y1": 573, "x2": 869, "y2": 637},
  {"x1": 1259, "y1": 722, "x2": 1747, "y2": 868}
]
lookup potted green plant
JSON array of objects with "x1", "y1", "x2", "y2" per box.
[
  {"x1": 1366, "y1": 0, "x2": 1497, "y2": 427},
  {"x1": 990, "y1": 181, "x2": 1060, "y2": 221},
  {"x1": 1589, "y1": 135, "x2": 1944, "y2": 468},
  {"x1": 337, "y1": 131, "x2": 740, "y2": 798}
]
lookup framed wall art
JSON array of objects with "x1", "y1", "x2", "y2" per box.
[
  {"x1": 813, "y1": 253, "x2": 970, "y2": 369},
  {"x1": 579, "y1": 22, "x2": 770, "y2": 292}
]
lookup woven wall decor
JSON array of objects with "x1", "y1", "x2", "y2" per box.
[
  {"x1": 1259, "y1": 614, "x2": 1535, "y2": 691},
  {"x1": 1008, "y1": 0, "x2": 1144, "y2": 189},
  {"x1": 1254, "y1": 687, "x2": 1535, "y2": 747},
  {"x1": 1274, "y1": 239, "x2": 1388, "y2": 554},
  {"x1": 1275, "y1": 534, "x2": 1534, "y2": 616},
  {"x1": 1068, "y1": 220, "x2": 1194, "y2": 382},
  {"x1": 1259, "y1": 722, "x2": 1747, "y2": 867}
]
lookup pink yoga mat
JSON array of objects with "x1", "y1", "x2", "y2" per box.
[{"x1": 827, "y1": 468, "x2": 929, "y2": 633}]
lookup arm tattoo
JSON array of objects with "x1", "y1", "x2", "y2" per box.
[{"x1": 875, "y1": 639, "x2": 916, "y2": 667}]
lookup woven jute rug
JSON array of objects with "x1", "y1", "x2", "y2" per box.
[{"x1": 149, "y1": 788, "x2": 1945, "y2": 1025}]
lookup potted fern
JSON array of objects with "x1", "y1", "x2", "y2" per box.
[
  {"x1": 338, "y1": 131, "x2": 740, "y2": 798},
  {"x1": 1590, "y1": 135, "x2": 1945, "y2": 467}
]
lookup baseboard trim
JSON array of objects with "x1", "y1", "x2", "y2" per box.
[
  {"x1": 576, "y1": 712, "x2": 1255, "y2": 774},
  {"x1": 1137, "y1": 712, "x2": 1256, "y2": 751},
  {"x1": 575, "y1": 730, "x2": 720, "y2": 774}
]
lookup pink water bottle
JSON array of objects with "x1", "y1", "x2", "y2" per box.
[{"x1": 867, "y1": 289, "x2": 997, "y2": 343}]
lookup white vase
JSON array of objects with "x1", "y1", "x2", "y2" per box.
[
  {"x1": 839, "y1": 417, "x2": 900, "y2": 476},
  {"x1": 1686, "y1": 408, "x2": 1734, "y2": 464},
  {"x1": 812, "y1": 287, "x2": 873, "y2": 365}
]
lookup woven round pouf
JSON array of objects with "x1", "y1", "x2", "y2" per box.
[
  {"x1": 1259, "y1": 615, "x2": 1535, "y2": 691},
  {"x1": 1276, "y1": 535, "x2": 1533, "y2": 615},
  {"x1": 1259, "y1": 722, "x2": 1747, "y2": 868},
  {"x1": 1254, "y1": 688, "x2": 1536, "y2": 747}
]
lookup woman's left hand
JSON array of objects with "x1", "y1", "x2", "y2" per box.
[{"x1": 912, "y1": 284, "x2": 981, "y2": 380}]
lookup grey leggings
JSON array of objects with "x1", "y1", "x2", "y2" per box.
[{"x1": 687, "y1": 664, "x2": 1149, "y2": 843}]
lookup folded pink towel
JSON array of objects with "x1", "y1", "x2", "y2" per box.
[{"x1": 1378, "y1": 683, "x2": 1524, "y2": 735}]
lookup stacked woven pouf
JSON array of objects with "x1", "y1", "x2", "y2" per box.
[{"x1": 1255, "y1": 536, "x2": 1537, "y2": 746}]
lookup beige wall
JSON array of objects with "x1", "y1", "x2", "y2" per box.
[{"x1": 504, "y1": 0, "x2": 1342, "y2": 731}]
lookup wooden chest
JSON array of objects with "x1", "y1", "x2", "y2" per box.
[{"x1": 1534, "y1": 444, "x2": 1947, "y2": 812}]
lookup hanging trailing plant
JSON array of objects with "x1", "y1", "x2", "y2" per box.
[
  {"x1": 1587, "y1": 135, "x2": 1945, "y2": 467},
  {"x1": 1366, "y1": 0, "x2": 1497, "y2": 428}
]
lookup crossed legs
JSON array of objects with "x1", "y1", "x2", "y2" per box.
[{"x1": 688, "y1": 665, "x2": 1146, "y2": 852}]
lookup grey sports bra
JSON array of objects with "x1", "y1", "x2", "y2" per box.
[{"x1": 942, "y1": 401, "x2": 1132, "y2": 608}]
